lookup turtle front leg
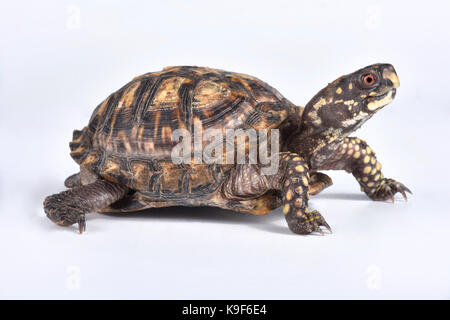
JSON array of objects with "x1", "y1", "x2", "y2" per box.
[
  {"x1": 220, "y1": 154, "x2": 332, "y2": 234},
  {"x1": 270, "y1": 153, "x2": 332, "y2": 235},
  {"x1": 321, "y1": 137, "x2": 412, "y2": 202},
  {"x1": 44, "y1": 179, "x2": 129, "y2": 233}
]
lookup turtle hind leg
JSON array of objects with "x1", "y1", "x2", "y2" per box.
[
  {"x1": 64, "y1": 173, "x2": 81, "y2": 188},
  {"x1": 309, "y1": 172, "x2": 333, "y2": 196},
  {"x1": 44, "y1": 179, "x2": 128, "y2": 233}
]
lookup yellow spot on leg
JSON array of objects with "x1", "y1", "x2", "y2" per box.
[
  {"x1": 286, "y1": 190, "x2": 293, "y2": 201},
  {"x1": 295, "y1": 165, "x2": 304, "y2": 172},
  {"x1": 363, "y1": 166, "x2": 372, "y2": 174},
  {"x1": 283, "y1": 204, "x2": 290, "y2": 215},
  {"x1": 302, "y1": 176, "x2": 309, "y2": 186},
  {"x1": 376, "y1": 162, "x2": 381, "y2": 170}
]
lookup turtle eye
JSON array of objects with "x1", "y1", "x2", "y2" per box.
[{"x1": 362, "y1": 73, "x2": 377, "y2": 87}]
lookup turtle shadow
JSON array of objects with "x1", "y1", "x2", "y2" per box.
[
  {"x1": 314, "y1": 192, "x2": 369, "y2": 201},
  {"x1": 34, "y1": 181, "x2": 291, "y2": 235},
  {"x1": 36, "y1": 183, "x2": 366, "y2": 236},
  {"x1": 99, "y1": 206, "x2": 292, "y2": 235}
]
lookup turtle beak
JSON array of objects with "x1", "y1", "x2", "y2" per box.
[{"x1": 382, "y1": 66, "x2": 400, "y2": 89}]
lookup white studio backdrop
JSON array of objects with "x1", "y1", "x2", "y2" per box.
[{"x1": 0, "y1": 0, "x2": 449, "y2": 299}]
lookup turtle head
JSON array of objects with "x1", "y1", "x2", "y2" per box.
[{"x1": 301, "y1": 63, "x2": 399, "y2": 136}]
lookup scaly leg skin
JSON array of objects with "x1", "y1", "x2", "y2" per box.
[
  {"x1": 44, "y1": 179, "x2": 129, "y2": 233},
  {"x1": 309, "y1": 172, "x2": 333, "y2": 196},
  {"x1": 322, "y1": 137, "x2": 412, "y2": 202},
  {"x1": 277, "y1": 153, "x2": 332, "y2": 235}
]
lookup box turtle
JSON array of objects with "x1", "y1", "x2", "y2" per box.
[{"x1": 44, "y1": 64, "x2": 411, "y2": 234}]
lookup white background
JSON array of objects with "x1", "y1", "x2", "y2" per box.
[{"x1": 1, "y1": 0, "x2": 449, "y2": 299}]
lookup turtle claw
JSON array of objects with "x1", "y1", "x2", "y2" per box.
[
  {"x1": 287, "y1": 209, "x2": 332, "y2": 235},
  {"x1": 322, "y1": 221, "x2": 333, "y2": 234},
  {"x1": 399, "y1": 190, "x2": 408, "y2": 202},
  {"x1": 389, "y1": 192, "x2": 395, "y2": 203},
  {"x1": 370, "y1": 178, "x2": 412, "y2": 202},
  {"x1": 317, "y1": 224, "x2": 332, "y2": 235},
  {"x1": 78, "y1": 214, "x2": 86, "y2": 234},
  {"x1": 315, "y1": 225, "x2": 325, "y2": 236},
  {"x1": 310, "y1": 210, "x2": 333, "y2": 235}
]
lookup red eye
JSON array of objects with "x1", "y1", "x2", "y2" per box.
[{"x1": 363, "y1": 73, "x2": 376, "y2": 86}]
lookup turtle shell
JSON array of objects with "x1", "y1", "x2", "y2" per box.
[{"x1": 69, "y1": 66, "x2": 296, "y2": 200}]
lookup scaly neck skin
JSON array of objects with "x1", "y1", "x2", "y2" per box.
[
  {"x1": 284, "y1": 95, "x2": 364, "y2": 169},
  {"x1": 286, "y1": 124, "x2": 349, "y2": 170}
]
